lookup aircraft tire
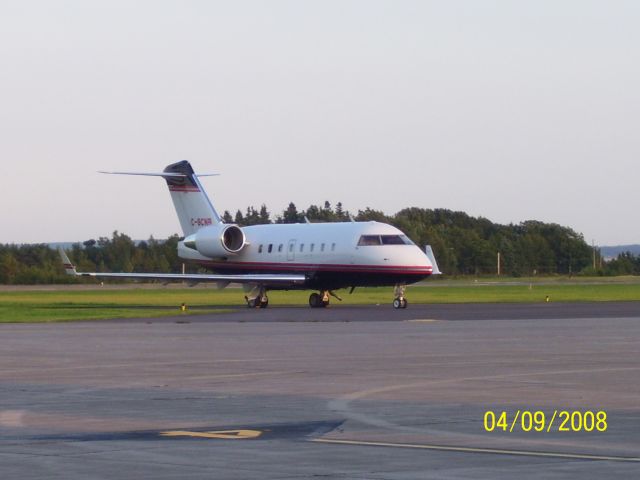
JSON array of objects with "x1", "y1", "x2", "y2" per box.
[
  {"x1": 393, "y1": 298, "x2": 402, "y2": 309},
  {"x1": 309, "y1": 292, "x2": 321, "y2": 308}
]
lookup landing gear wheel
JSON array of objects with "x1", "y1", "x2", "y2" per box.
[
  {"x1": 309, "y1": 292, "x2": 329, "y2": 308},
  {"x1": 246, "y1": 287, "x2": 268, "y2": 309},
  {"x1": 309, "y1": 292, "x2": 321, "y2": 308},
  {"x1": 393, "y1": 297, "x2": 408, "y2": 309},
  {"x1": 393, "y1": 284, "x2": 408, "y2": 309}
]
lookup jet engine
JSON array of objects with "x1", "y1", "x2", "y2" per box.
[{"x1": 183, "y1": 224, "x2": 246, "y2": 258}]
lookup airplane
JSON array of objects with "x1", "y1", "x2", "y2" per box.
[{"x1": 59, "y1": 160, "x2": 440, "y2": 309}]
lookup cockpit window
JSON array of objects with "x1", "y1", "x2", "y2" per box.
[
  {"x1": 358, "y1": 235, "x2": 414, "y2": 246},
  {"x1": 401, "y1": 235, "x2": 415, "y2": 245},
  {"x1": 358, "y1": 235, "x2": 382, "y2": 246},
  {"x1": 381, "y1": 235, "x2": 406, "y2": 245}
]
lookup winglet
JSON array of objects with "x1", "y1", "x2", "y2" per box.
[
  {"x1": 58, "y1": 247, "x2": 78, "y2": 276},
  {"x1": 424, "y1": 245, "x2": 442, "y2": 275}
]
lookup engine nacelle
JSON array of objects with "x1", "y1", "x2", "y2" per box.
[{"x1": 183, "y1": 224, "x2": 246, "y2": 258}]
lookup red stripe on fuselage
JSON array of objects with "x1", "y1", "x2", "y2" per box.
[
  {"x1": 169, "y1": 186, "x2": 200, "y2": 192},
  {"x1": 198, "y1": 260, "x2": 432, "y2": 275}
]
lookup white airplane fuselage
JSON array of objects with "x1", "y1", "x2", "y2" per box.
[{"x1": 178, "y1": 221, "x2": 433, "y2": 290}]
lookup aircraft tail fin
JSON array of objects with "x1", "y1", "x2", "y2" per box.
[
  {"x1": 100, "y1": 160, "x2": 222, "y2": 236},
  {"x1": 161, "y1": 160, "x2": 222, "y2": 235}
]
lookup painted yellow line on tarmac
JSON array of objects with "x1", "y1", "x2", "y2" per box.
[
  {"x1": 311, "y1": 438, "x2": 640, "y2": 463},
  {"x1": 405, "y1": 319, "x2": 439, "y2": 323},
  {"x1": 160, "y1": 429, "x2": 262, "y2": 439}
]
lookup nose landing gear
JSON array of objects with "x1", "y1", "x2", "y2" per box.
[
  {"x1": 393, "y1": 297, "x2": 408, "y2": 309},
  {"x1": 393, "y1": 284, "x2": 408, "y2": 309}
]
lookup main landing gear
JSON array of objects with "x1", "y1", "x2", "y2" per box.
[
  {"x1": 245, "y1": 286, "x2": 269, "y2": 308},
  {"x1": 309, "y1": 290, "x2": 342, "y2": 308},
  {"x1": 245, "y1": 286, "x2": 409, "y2": 309},
  {"x1": 393, "y1": 284, "x2": 408, "y2": 309}
]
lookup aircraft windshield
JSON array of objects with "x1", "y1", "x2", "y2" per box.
[{"x1": 358, "y1": 235, "x2": 414, "y2": 246}]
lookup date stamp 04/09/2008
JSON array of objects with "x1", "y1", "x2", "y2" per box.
[{"x1": 483, "y1": 410, "x2": 608, "y2": 433}]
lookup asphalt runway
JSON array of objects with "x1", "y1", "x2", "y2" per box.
[{"x1": 1, "y1": 302, "x2": 640, "y2": 479}]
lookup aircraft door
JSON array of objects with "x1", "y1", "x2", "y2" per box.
[{"x1": 287, "y1": 239, "x2": 296, "y2": 261}]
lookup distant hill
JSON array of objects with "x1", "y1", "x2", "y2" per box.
[
  {"x1": 48, "y1": 242, "x2": 77, "y2": 250},
  {"x1": 48, "y1": 240, "x2": 155, "y2": 250},
  {"x1": 599, "y1": 244, "x2": 640, "y2": 260}
]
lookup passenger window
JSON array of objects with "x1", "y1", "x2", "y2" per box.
[
  {"x1": 268, "y1": 244, "x2": 273, "y2": 253},
  {"x1": 258, "y1": 244, "x2": 263, "y2": 253},
  {"x1": 278, "y1": 244, "x2": 283, "y2": 252},
  {"x1": 331, "y1": 243, "x2": 336, "y2": 251},
  {"x1": 321, "y1": 243, "x2": 325, "y2": 252},
  {"x1": 289, "y1": 243, "x2": 294, "y2": 252},
  {"x1": 310, "y1": 244, "x2": 315, "y2": 252},
  {"x1": 300, "y1": 243, "x2": 304, "y2": 252}
]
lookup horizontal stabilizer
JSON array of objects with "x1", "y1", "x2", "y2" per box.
[
  {"x1": 99, "y1": 171, "x2": 187, "y2": 177},
  {"x1": 99, "y1": 171, "x2": 218, "y2": 178}
]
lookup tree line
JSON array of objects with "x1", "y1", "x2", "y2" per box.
[{"x1": 1, "y1": 202, "x2": 637, "y2": 284}]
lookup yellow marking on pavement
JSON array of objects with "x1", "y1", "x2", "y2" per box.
[
  {"x1": 406, "y1": 319, "x2": 439, "y2": 323},
  {"x1": 312, "y1": 438, "x2": 640, "y2": 463},
  {"x1": 160, "y1": 429, "x2": 262, "y2": 439}
]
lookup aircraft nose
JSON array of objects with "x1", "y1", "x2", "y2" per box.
[{"x1": 412, "y1": 247, "x2": 433, "y2": 274}]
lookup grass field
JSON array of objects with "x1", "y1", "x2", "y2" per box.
[{"x1": 1, "y1": 278, "x2": 640, "y2": 323}]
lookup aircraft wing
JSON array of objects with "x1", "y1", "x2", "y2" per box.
[{"x1": 58, "y1": 248, "x2": 306, "y2": 285}]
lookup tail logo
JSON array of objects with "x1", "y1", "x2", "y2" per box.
[{"x1": 191, "y1": 217, "x2": 213, "y2": 227}]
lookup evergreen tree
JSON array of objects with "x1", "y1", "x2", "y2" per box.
[
  {"x1": 281, "y1": 202, "x2": 301, "y2": 223},
  {"x1": 259, "y1": 204, "x2": 271, "y2": 224},
  {"x1": 222, "y1": 210, "x2": 233, "y2": 223}
]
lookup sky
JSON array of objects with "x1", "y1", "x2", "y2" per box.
[{"x1": 1, "y1": 0, "x2": 638, "y2": 246}]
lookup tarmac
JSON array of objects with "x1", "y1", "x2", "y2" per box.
[{"x1": 1, "y1": 302, "x2": 640, "y2": 479}]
